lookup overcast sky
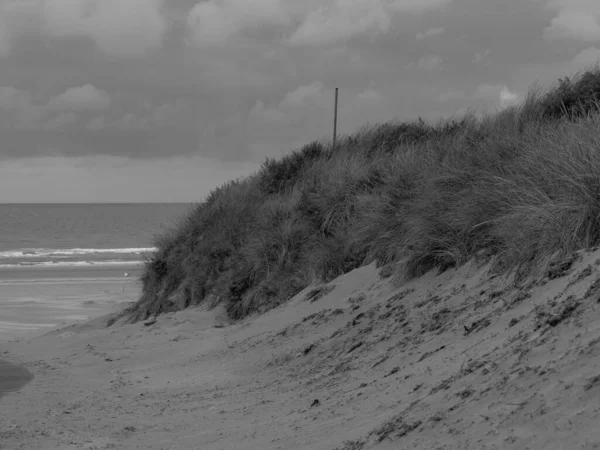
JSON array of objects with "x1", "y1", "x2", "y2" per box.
[{"x1": 0, "y1": 0, "x2": 599, "y2": 202}]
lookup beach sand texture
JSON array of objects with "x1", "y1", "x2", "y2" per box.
[
  {"x1": 0, "y1": 268, "x2": 142, "y2": 343},
  {"x1": 0, "y1": 269, "x2": 141, "y2": 401},
  {"x1": 2, "y1": 250, "x2": 600, "y2": 449}
]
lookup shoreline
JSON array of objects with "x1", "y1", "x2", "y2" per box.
[
  {"x1": 0, "y1": 266, "x2": 143, "y2": 344},
  {"x1": 0, "y1": 264, "x2": 144, "y2": 282}
]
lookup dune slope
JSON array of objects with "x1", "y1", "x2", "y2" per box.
[{"x1": 2, "y1": 248, "x2": 600, "y2": 449}]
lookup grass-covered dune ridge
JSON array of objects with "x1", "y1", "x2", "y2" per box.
[{"x1": 122, "y1": 67, "x2": 600, "y2": 324}]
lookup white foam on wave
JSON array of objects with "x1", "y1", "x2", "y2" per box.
[
  {"x1": 0, "y1": 260, "x2": 145, "y2": 269},
  {"x1": 0, "y1": 278, "x2": 140, "y2": 286},
  {"x1": 0, "y1": 247, "x2": 156, "y2": 258}
]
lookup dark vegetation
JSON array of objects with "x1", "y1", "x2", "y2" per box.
[{"x1": 121, "y1": 67, "x2": 600, "y2": 324}]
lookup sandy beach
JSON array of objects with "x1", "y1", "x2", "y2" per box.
[
  {"x1": 0, "y1": 265, "x2": 142, "y2": 402},
  {"x1": 2, "y1": 250, "x2": 600, "y2": 449},
  {"x1": 0, "y1": 266, "x2": 142, "y2": 342}
]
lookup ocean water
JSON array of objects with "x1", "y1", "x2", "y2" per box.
[
  {"x1": 0, "y1": 203, "x2": 192, "y2": 343},
  {"x1": 0, "y1": 203, "x2": 192, "y2": 269}
]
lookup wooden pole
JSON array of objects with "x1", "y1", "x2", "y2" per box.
[{"x1": 333, "y1": 87, "x2": 338, "y2": 150}]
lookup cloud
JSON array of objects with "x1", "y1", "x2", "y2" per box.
[
  {"x1": 355, "y1": 87, "x2": 383, "y2": 104},
  {"x1": 408, "y1": 55, "x2": 443, "y2": 70},
  {"x1": 287, "y1": 0, "x2": 452, "y2": 46},
  {"x1": 473, "y1": 49, "x2": 491, "y2": 63},
  {"x1": 475, "y1": 83, "x2": 505, "y2": 98},
  {"x1": 416, "y1": 27, "x2": 445, "y2": 39},
  {"x1": 47, "y1": 84, "x2": 111, "y2": 111},
  {"x1": 0, "y1": 86, "x2": 30, "y2": 110},
  {"x1": 476, "y1": 83, "x2": 522, "y2": 109},
  {"x1": 0, "y1": 20, "x2": 9, "y2": 57},
  {"x1": 119, "y1": 112, "x2": 150, "y2": 130},
  {"x1": 43, "y1": 0, "x2": 167, "y2": 57},
  {"x1": 41, "y1": 112, "x2": 77, "y2": 130},
  {"x1": 249, "y1": 100, "x2": 288, "y2": 123},
  {"x1": 510, "y1": 44, "x2": 600, "y2": 96},
  {"x1": 387, "y1": 0, "x2": 451, "y2": 13},
  {"x1": 248, "y1": 84, "x2": 390, "y2": 149},
  {"x1": 288, "y1": 0, "x2": 392, "y2": 46},
  {"x1": 114, "y1": 99, "x2": 193, "y2": 131},
  {"x1": 572, "y1": 46, "x2": 600, "y2": 65},
  {"x1": 251, "y1": 84, "x2": 407, "y2": 132},
  {"x1": 150, "y1": 99, "x2": 190, "y2": 126},
  {"x1": 186, "y1": 0, "x2": 453, "y2": 48},
  {"x1": 248, "y1": 81, "x2": 329, "y2": 132},
  {"x1": 0, "y1": 86, "x2": 47, "y2": 129},
  {"x1": 338, "y1": 86, "x2": 392, "y2": 128},
  {"x1": 280, "y1": 81, "x2": 327, "y2": 107},
  {"x1": 0, "y1": 0, "x2": 167, "y2": 58},
  {"x1": 0, "y1": 84, "x2": 109, "y2": 131},
  {"x1": 0, "y1": 0, "x2": 40, "y2": 57},
  {"x1": 186, "y1": 0, "x2": 291, "y2": 46},
  {"x1": 499, "y1": 87, "x2": 521, "y2": 108},
  {"x1": 246, "y1": 81, "x2": 334, "y2": 158},
  {"x1": 543, "y1": 0, "x2": 600, "y2": 42},
  {"x1": 438, "y1": 89, "x2": 466, "y2": 102},
  {"x1": 86, "y1": 116, "x2": 105, "y2": 131}
]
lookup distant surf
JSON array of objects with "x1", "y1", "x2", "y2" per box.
[
  {"x1": 0, "y1": 260, "x2": 146, "y2": 269},
  {"x1": 0, "y1": 247, "x2": 155, "y2": 270},
  {"x1": 0, "y1": 248, "x2": 156, "y2": 258},
  {"x1": 0, "y1": 203, "x2": 186, "y2": 342}
]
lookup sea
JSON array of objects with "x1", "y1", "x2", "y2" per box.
[
  {"x1": 0, "y1": 203, "x2": 192, "y2": 342},
  {"x1": 0, "y1": 203, "x2": 192, "y2": 270}
]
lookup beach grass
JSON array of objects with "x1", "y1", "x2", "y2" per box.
[{"x1": 123, "y1": 66, "x2": 600, "y2": 323}]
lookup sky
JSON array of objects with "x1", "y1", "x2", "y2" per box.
[{"x1": 0, "y1": 0, "x2": 599, "y2": 202}]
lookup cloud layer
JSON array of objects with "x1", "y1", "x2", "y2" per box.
[
  {"x1": 1, "y1": 0, "x2": 599, "y2": 201},
  {"x1": 544, "y1": 0, "x2": 600, "y2": 42}
]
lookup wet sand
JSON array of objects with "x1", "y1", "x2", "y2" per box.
[
  {"x1": 0, "y1": 265, "x2": 142, "y2": 343},
  {"x1": 0, "y1": 359, "x2": 34, "y2": 398},
  {"x1": 0, "y1": 265, "x2": 142, "y2": 399},
  {"x1": 0, "y1": 264, "x2": 144, "y2": 283}
]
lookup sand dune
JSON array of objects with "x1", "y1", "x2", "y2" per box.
[{"x1": 2, "y1": 250, "x2": 600, "y2": 449}]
